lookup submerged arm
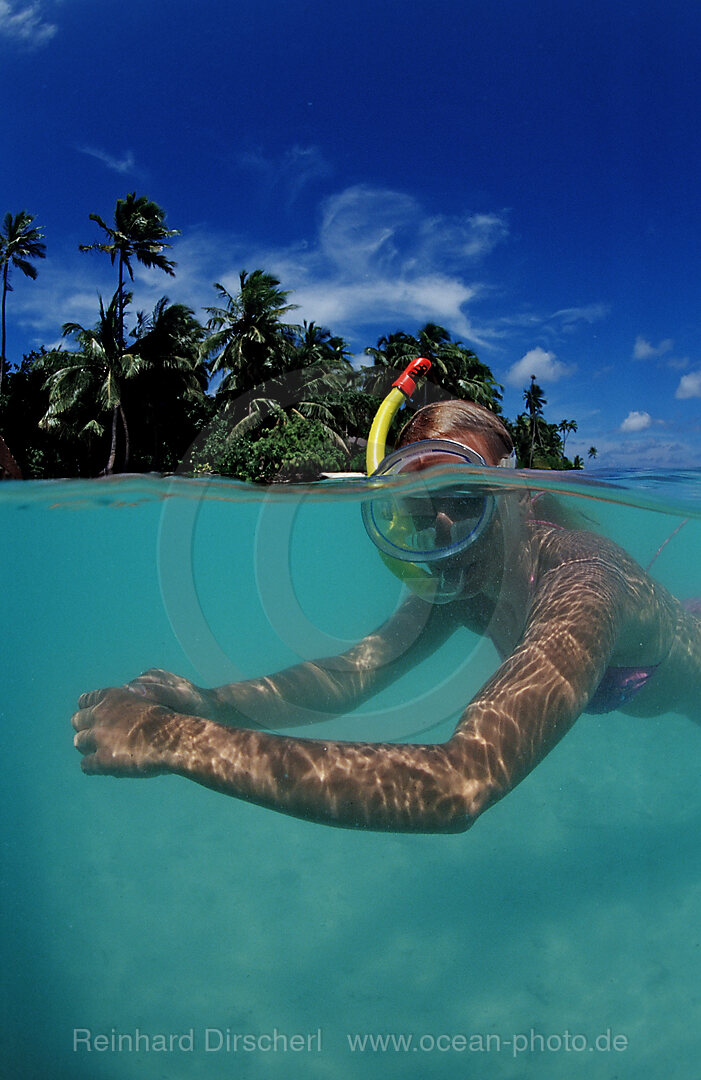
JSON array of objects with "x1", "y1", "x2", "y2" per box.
[
  {"x1": 133, "y1": 594, "x2": 462, "y2": 729},
  {"x1": 75, "y1": 553, "x2": 630, "y2": 833},
  {"x1": 448, "y1": 553, "x2": 628, "y2": 801}
]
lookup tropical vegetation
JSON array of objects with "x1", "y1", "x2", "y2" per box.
[
  {"x1": 0, "y1": 211, "x2": 46, "y2": 396},
  {"x1": 0, "y1": 195, "x2": 596, "y2": 481}
]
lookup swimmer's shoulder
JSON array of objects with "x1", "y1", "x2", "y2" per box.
[
  {"x1": 527, "y1": 522, "x2": 646, "y2": 586},
  {"x1": 528, "y1": 522, "x2": 682, "y2": 645}
]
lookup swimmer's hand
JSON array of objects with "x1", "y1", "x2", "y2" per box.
[
  {"x1": 125, "y1": 668, "x2": 217, "y2": 718},
  {"x1": 72, "y1": 687, "x2": 179, "y2": 776}
]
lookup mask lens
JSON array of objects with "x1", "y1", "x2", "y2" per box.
[
  {"x1": 399, "y1": 487, "x2": 488, "y2": 554},
  {"x1": 362, "y1": 440, "x2": 495, "y2": 564}
]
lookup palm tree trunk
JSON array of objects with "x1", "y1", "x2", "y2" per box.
[
  {"x1": 119, "y1": 402, "x2": 130, "y2": 468},
  {"x1": 0, "y1": 262, "x2": 8, "y2": 397},
  {"x1": 118, "y1": 255, "x2": 125, "y2": 352},
  {"x1": 106, "y1": 405, "x2": 119, "y2": 475}
]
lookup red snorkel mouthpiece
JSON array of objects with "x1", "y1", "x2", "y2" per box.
[{"x1": 392, "y1": 357, "x2": 432, "y2": 397}]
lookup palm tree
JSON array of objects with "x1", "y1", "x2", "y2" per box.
[
  {"x1": 557, "y1": 419, "x2": 578, "y2": 457},
  {"x1": 205, "y1": 270, "x2": 298, "y2": 398},
  {"x1": 79, "y1": 193, "x2": 179, "y2": 352},
  {"x1": 587, "y1": 446, "x2": 598, "y2": 461},
  {"x1": 40, "y1": 291, "x2": 142, "y2": 475},
  {"x1": 292, "y1": 321, "x2": 351, "y2": 368},
  {"x1": 440, "y1": 341, "x2": 503, "y2": 410},
  {"x1": 524, "y1": 375, "x2": 547, "y2": 467},
  {"x1": 0, "y1": 211, "x2": 46, "y2": 394}
]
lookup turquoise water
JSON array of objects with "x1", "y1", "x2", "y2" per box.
[{"x1": 2, "y1": 470, "x2": 701, "y2": 1079}]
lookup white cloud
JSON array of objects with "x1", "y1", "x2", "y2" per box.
[
  {"x1": 313, "y1": 186, "x2": 507, "y2": 278},
  {"x1": 633, "y1": 335, "x2": 673, "y2": 360},
  {"x1": 505, "y1": 346, "x2": 574, "y2": 386},
  {"x1": 550, "y1": 303, "x2": 610, "y2": 328},
  {"x1": 676, "y1": 370, "x2": 701, "y2": 399},
  {"x1": 316, "y1": 186, "x2": 416, "y2": 274},
  {"x1": 0, "y1": 0, "x2": 56, "y2": 46},
  {"x1": 286, "y1": 275, "x2": 478, "y2": 339},
  {"x1": 219, "y1": 185, "x2": 508, "y2": 345},
  {"x1": 418, "y1": 211, "x2": 509, "y2": 264},
  {"x1": 492, "y1": 302, "x2": 609, "y2": 345},
  {"x1": 620, "y1": 410, "x2": 652, "y2": 432},
  {"x1": 77, "y1": 146, "x2": 138, "y2": 176}
]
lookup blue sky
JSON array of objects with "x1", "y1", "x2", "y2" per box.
[{"x1": 3, "y1": 0, "x2": 701, "y2": 467}]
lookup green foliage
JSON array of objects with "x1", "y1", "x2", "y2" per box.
[
  {"x1": 505, "y1": 375, "x2": 583, "y2": 469},
  {"x1": 506, "y1": 409, "x2": 580, "y2": 470},
  {"x1": 206, "y1": 270, "x2": 298, "y2": 397},
  {"x1": 363, "y1": 323, "x2": 503, "y2": 413},
  {"x1": 35, "y1": 292, "x2": 211, "y2": 475},
  {"x1": 124, "y1": 297, "x2": 210, "y2": 472},
  {"x1": 0, "y1": 352, "x2": 90, "y2": 477},
  {"x1": 193, "y1": 412, "x2": 348, "y2": 483},
  {"x1": 39, "y1": 291, "x2": 141, "y2": 474}
]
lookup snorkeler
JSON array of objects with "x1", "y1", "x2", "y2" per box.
[{"x1": 72, "y1": 361, "x2": 701, "y2": 833}]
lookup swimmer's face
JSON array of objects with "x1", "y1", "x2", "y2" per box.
[{"x1": 400, "y1": 428, "x2": 504, "y2": 599}]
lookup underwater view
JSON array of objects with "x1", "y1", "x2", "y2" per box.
[{"x1": 3, "y1": 468, "x2": 701, "y2": 1080}]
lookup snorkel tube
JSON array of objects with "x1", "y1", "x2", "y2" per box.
[
  {"x1": 366, "y1": 357, "x2": 432, "y2": 474},
  {"x1": 365, "y1": 357, "x2": 447, "y2": 602}
]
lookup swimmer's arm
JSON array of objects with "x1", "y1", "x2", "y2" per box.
[
  {"x1": 181, "y1": 562, "x2": 624, "y2": 829},
  {"x1": 134, "y1": 595, "x2": 461, "y2": 729},
  {"x1": 75, "y1": 562, "x2": 626, "y2": 832},
  {"x1": 447, "y1": 557, "x2": 627, "y2": 800}
]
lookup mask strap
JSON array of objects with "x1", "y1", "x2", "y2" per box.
[{"x1": 498, "y1": 448, "x2": 517, "y2": 468}]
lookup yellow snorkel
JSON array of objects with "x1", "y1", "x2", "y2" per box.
[
  {"x1": 366, "y1": 357, "x2": 432, "y2": 473},
  {"x1": 366, "y1": 358, "x2": 441, "y2": 600}
]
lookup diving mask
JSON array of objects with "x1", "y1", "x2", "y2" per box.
[{"x1": 362, "y1": 440, "x2": 495, "y2": 563}]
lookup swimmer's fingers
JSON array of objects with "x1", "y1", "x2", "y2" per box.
[
  {"x1": 77, "y1": 687, "x2": 112, "y2": 709},
  {"x1": 136, "y1": 667, "x2": 175, "y2": 682},
  {"x1": 78, "y1": 673, "x2": 183, "y2": 711},
  {"x1": 71, "y1": 688, "x2": 171, "y2": 778},
  {"x1": 127, "y1": 668, "x2": 179, "y2": 699},
  {"x1": 127, "y1": 668, "x2": 213, "y2": 717},
  {"x1": 72, "y1": 705, "x2": 94, "y2": 732},
  {"x1": 72, "y1": 711, "x2": 102, "y2": 769},
  {"x1": 73, "y1": 726, "x2": 96, "y2": 755},
  {"x1": 78, "y1": 671, "x2": 179, "y2": 711}
]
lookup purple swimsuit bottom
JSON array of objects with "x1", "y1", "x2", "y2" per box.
[
  {"x1": 585, "y1": 596, "x2": 701, "y2": 714},
  {"x1": 585, "y1": 665, "x2": 658, "y2": 714}
]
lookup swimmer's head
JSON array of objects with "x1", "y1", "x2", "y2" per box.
[
  {"x1": 362, "y1": 400, "x2": 516, "y2": 604},
  {"x1": 397, "y1": 400, "x2": 515, "y2": 468}
]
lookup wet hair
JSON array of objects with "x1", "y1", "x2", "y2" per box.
[{"x1": 397, "y1": 400, "x2": 514, "y2": 465}]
